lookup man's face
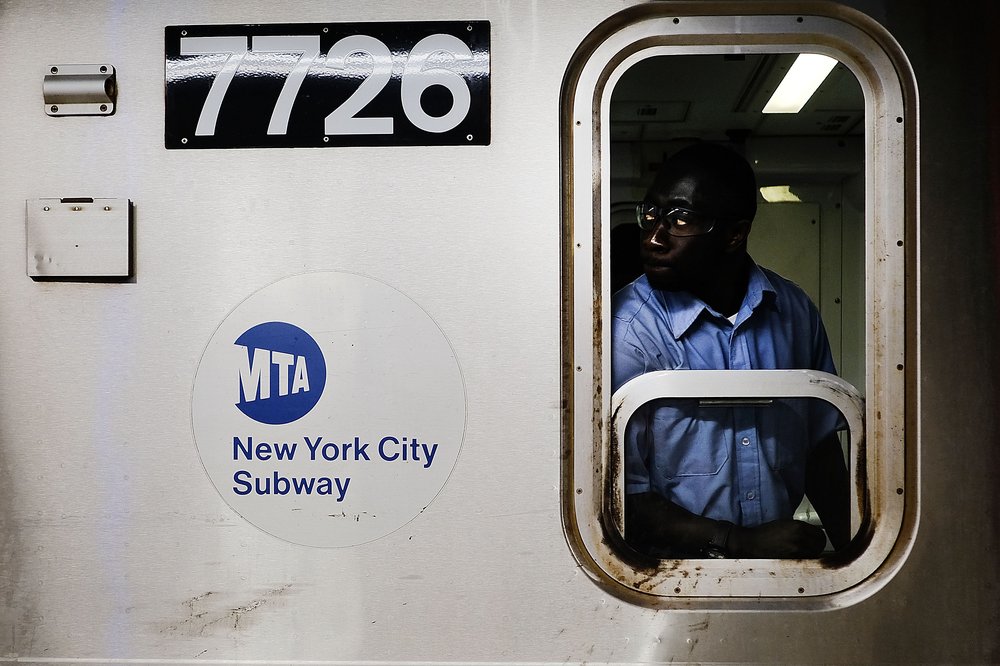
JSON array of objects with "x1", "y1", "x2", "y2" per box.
[{"x1": 640, "y1": 172, "x2": 735, "y2": 292}]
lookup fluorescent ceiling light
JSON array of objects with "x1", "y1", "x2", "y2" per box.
[
  {"x1": 760, "y1": 185, "x2": 802, "y2": 203},
  {"x1": 762, "y1": 54, "x2": 838, "y2": 114}
]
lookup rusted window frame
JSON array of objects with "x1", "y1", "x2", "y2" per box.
[{"x1": 560, "y1": 1, "x2": 918, "y2": 610}]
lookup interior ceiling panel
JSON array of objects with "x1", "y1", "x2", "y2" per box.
[{"x1": 612, "y1": 54, "x2": 865, "y2": 140}]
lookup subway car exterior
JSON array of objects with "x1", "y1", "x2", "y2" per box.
[{"x1": 1, "y1": 0, "x2": 998, "y2": 663}]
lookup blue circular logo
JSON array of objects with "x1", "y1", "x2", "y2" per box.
[{"x1": 234, "y1": 322, "x2": 326, "y2": 425}]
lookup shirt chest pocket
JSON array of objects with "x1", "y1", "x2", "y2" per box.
[{"x1": 650, "y1": 405, "x2": 730, "y2": 477}]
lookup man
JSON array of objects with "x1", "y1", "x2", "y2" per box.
[{"x1": 611, "y1": 142, "x2": 850, "y2": 558}]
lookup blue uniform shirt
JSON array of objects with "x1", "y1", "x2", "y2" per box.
[{"x1": 611, "y1": 263, "x2": 840, "y2": 527}]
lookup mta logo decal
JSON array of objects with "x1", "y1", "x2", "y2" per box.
[{"x1": 235, "y1": 322, "x2": 326, "y2": 425}]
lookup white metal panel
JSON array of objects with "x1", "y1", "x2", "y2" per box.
[{"x1": 0, "y1": 1, "x2": 626, "y2": 660}]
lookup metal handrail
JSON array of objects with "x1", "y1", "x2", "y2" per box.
[{"x1": 609, "y1": 369, "x2": 865, "y2": 540}]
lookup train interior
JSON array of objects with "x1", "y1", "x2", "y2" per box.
[{"x1": 609, "y1": 53, "x2": 865, "y2": 535}]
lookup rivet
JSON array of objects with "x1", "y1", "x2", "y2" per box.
[
  {"x1": 466, "y1": 134, "x2": 473, "y2": 141},
  {"x1": 50, "y1": 66, "x2": 58, "y2": 74},
  {"x1": 100, "y1": 65, "x2": 108, "y2": 73},
  {"x1": 104, "y1": 206, "x2": 111, "y2": 211},
  {"x1": 43, "y1": 206, "x2": 50, "y2": 211},
  {"x1": 181, "y1": 137, "x2": 189, "y2": 144},
  {"x1": 72, "y1": 206, "x2": 82, "y2": 211},
  {"x1": 181, "y1": 29, "x2": 188, "y2": 36},
  {"x1": 100, "y1": 104, "x2": 108, "y2": 113},
  {"x1": 50, "y1": 105, "x2": 59, "y2": 113}
]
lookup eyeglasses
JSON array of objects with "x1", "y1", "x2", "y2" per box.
[{"x1": 635, "y1": 202, "x2": 720, "y2": 237}]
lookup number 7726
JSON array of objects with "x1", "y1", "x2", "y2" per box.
[{"x1": 178, "y1": 32, "x2": 474, "y2": 138}]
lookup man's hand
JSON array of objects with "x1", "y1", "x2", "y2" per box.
[
  {"x1": 626, "y1": 492, "x2": 828, "y2": 558},
  {"x1": 730, "y1": 519, "x2": 827, "y2": 558}
]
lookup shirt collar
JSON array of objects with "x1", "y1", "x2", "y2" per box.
[
  {"x1": 742, "y1": 261, "x2": 780, "y2": 317},
  {"x1": 645, "y1": 261, "x2": 779, "y2": 339}
]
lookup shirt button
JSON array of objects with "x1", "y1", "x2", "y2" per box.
[
  {"x1": 741, "y1": 437, "x2": 751, "y2": 446},
  {"x1": 746, "y1": 491, "x2": 756, "y2": 500}
]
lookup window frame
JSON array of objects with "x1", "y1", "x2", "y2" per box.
[{"x1": 560, "y1": 2, "x2": 918, "y2": 610}]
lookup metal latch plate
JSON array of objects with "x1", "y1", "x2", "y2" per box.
[{"x1": 26, "y1": 198, "x2": 131, "y2": 277}]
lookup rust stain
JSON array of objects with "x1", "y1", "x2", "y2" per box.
[
  {"x1": 605, "y1": 401, "x2": 624, "y2": 529},
  {"x1": 820, "y1": 422, "x2": 875, "y2": 569}
]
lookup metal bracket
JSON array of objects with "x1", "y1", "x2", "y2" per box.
[{"x1": 43, "y1": 64, "x2": 117, "y2": 116}]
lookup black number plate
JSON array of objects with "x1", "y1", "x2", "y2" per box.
[{"x1": 165, "y1": 21, "x2": 490, "y2": 149}]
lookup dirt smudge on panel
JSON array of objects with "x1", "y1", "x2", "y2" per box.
[
  {"x1": 688, "y1": 618, "x2": 710, "y2": 632},
  {"x1": 162, "y1": 584, "x2": 292, "y2": 635},
  {"x1": 0, "y1": 442, "x2": 38, "y2": 656}
]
